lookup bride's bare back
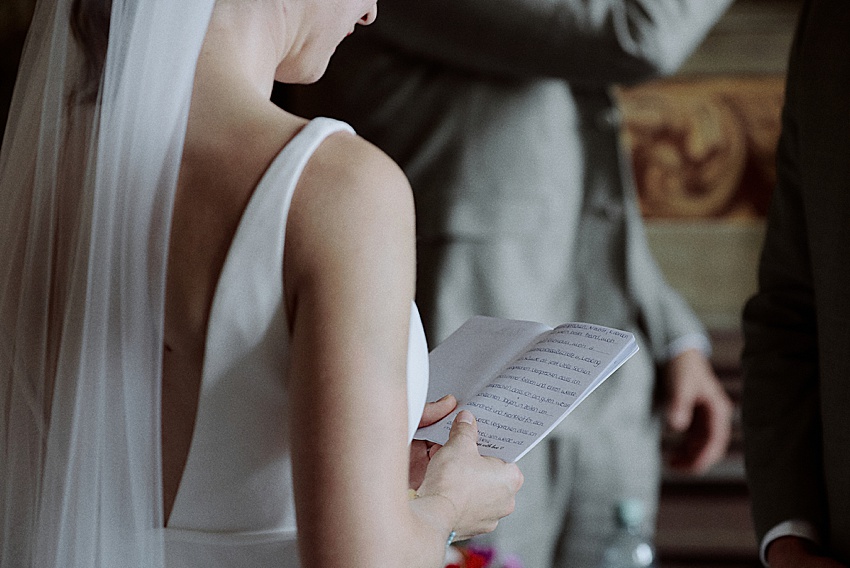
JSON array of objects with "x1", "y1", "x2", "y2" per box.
[{"x1": 161, "y1": 68, "x2": 306, "y2": 520}]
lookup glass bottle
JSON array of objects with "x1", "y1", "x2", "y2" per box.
[{"x1": 598, "y1": 498, "x2": 658, "y2": 568}]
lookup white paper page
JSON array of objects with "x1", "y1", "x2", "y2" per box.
[
  {"x1": 423, "y1": 316, "x2": 551, "y2": 404},
  {"x1": 416, "y1": 321, "x2": 637, "y2": 462}
]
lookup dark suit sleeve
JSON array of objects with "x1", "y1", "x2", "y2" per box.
[
  {"x1": 367, "y1": 0, "x2": 732, "y2": 85},
  {"x1": 741, "y1": 2, "x2": 829, "y2": 540}
]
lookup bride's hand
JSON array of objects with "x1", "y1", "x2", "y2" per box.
[
  {"x1": 409, "y1": 394, "x2": 456, "y2": 490},
  {"x1": 417, "y1": 410, "x2": 524, "y2": 541}
]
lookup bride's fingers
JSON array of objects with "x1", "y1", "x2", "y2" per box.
[
  {"x1": 418, "y1": 394, "x2": 457, "y2": 428},
  {"x1": 409, "y1": 440, "x2": 432, "y2": 490}
]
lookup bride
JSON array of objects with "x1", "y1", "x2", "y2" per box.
[{"x1": 0, "y1": 0, "x2": 522, "y2": 567}]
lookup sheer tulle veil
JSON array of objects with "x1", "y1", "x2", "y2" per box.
[{"x1": 1, "y1": 0, "x2": 214, "y2": 566}]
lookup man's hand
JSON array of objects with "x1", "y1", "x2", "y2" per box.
[
  {"x1": 409, "y1": 394, "x2": 456, "y2": 490},
  {"x1": 767, "y1": 536, "x2": 847, "y2": 568},
  {"x1": 663, "y1": 348, "x2": 733, "y2": 474}
]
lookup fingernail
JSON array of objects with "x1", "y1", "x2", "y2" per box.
[
  {"x1": 438, "y1": 394, "x2": 453, "y2": 403},
  {"x1": 457, "y1": 410, "x2": 474, "y2": 424}
]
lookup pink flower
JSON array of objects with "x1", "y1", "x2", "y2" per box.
[{"x1": 444, "y1": 544, "x2": 525, "y2": 568}]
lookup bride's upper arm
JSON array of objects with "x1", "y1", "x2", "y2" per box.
[
  {"x1": 281, "y1": 132, "x2": 419, "y2": 561},
  {"x1": 284, "y1": 132, "x2": 416, "y2": 322}
]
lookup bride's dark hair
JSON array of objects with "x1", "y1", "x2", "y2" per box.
[{"x1": 70, "y1": 0, "x2": 112, "y2": 103}]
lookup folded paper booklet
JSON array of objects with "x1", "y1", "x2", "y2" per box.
[{"x1": 414, "y1": 316, "x2": 638, "y2": 463}]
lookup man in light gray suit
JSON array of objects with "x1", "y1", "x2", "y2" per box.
[
  {"x1": 289, "y1": 2, "x2": 734, "y2": 566},
  {"x1": 742, "y1": 1, "x2": 850, "y2": 566}
]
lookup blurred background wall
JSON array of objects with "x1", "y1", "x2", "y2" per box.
[{"x1": 0, "y1": 1, "x2": 803, "y2": 566}]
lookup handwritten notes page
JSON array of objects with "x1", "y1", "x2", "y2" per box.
[{"x1": 415, "y1": 316, "x2": 638, "y2": 462}]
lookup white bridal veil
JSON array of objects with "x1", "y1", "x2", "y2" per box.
[{"x1": 0, "y1": 0, "x2": 214, "y2": 566}]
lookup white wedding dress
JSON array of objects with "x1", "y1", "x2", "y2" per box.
[
  {"x1": 2, "y1": 3, "x2": 431, "y2": 567},
  {"x1": 163, "y1": 117, "x2": 430, "y2": 567}
]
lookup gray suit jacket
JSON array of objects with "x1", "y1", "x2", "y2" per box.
[
  {"x1": 742, "y1": 0, "x2": 850, "y2": 562},
  {"x1": 292, "y1": 1, "x2": 728, "y2": 360}
]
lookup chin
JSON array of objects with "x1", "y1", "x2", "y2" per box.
[
  {"x1": 275, "y1": 59, "x2": 331, "y2": 86},
  {"x1": 302, "y1": 63, "x2": 331, "y2": 85}
]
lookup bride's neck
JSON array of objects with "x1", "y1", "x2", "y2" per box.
[
  {"x1": 179, "y1": 3, "x2": 304, "y2": 180},
  {"x1": 199, "y1": 3, "x2": 288, "y2": 101},
  {"x1": 185, "y1": 33, "x2": 281, "y2": 162}
]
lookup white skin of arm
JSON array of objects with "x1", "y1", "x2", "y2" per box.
[{"x1": 283, "y1": 132, "x2": 522, "y2": 567}]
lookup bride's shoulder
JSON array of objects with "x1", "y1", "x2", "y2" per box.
[
  {"x1": 252, "y1": 105, "x2": 415, "y2": 245},
  {"x1": 302, "y1": 125, "x2": 412, "y2": 207},
  {"x1": 261, "y1": 110, "x2": 412, "y2": 209},
  {"x1": 284, "y1": 117, "x2": 416, "y2": 283}
]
